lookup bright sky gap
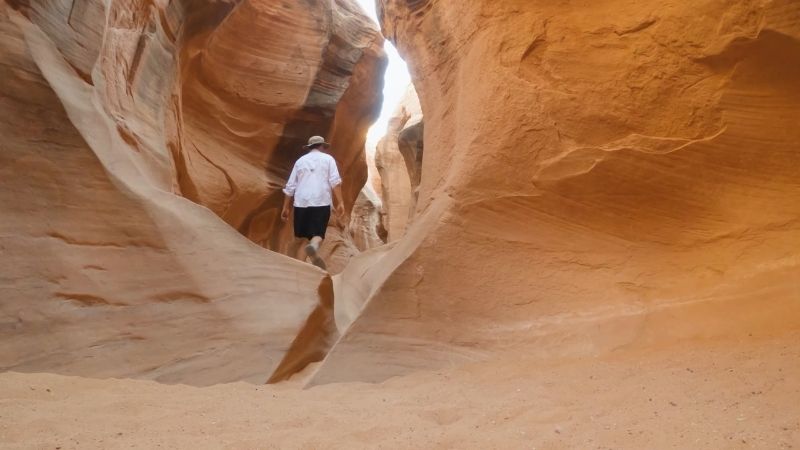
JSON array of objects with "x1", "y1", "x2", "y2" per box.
[{"x1": 354, "y1": 0, "x2": 412, "y2": 148}]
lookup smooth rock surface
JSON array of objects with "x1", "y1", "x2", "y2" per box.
[
  {"x1": 313, "y1": 0, "x2": 800, "y2": 384},
  {"x1": 396, "y1": 86, "x2": 423, "y2": 212},
  {"x1": 374, "y1": 86, "x2": 420, "y2": 241},
  {"x1": 0, "y1": 0, "x2": 381, "y2": 385}
]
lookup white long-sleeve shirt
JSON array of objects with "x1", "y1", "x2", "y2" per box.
[{"x1": 283, "y1": 150, "x2": 342, "y2": 207}]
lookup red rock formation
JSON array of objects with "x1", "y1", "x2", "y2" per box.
[
  {"x1": 0, "y1": 0, "x2": 382, "y2": 385},
  {"x1": 313, "y1": 0, "x2": 800, "y2": 384}
]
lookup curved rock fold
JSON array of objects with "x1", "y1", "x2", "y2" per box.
[{"x1": 0, "y1": 0, "x2": 384, "y2": 385}]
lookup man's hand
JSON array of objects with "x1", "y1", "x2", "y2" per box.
[
  {"x1": 332, "y1": 185, "x2": 345, "y2": 221},
  {"x1": 281, "y1": 195, "x2": 293, "y2": 222}
]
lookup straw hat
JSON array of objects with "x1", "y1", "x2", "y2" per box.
[{"x1": 303, "y1": 135, "x2": 330, "y2": 149}]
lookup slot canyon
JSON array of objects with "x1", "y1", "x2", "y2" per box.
[{"x1": 1, "y1": 0, "x2": 799, "y2": 448}]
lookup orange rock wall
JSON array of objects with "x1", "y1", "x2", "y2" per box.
[
  {"x1": 0, "y1": 0, "x2": 381, "y2": 385},
  {"x1": 313, "y1": 0, "x2": 800, "y2": 384}
]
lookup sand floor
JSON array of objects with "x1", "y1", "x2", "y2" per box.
[{"x1": 1, "y1": 332, "x2": 798, "y2": 449}]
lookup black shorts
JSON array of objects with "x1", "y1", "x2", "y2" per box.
[{"x1": 293, "y1": 205, "x2": 331, "y2": 239}]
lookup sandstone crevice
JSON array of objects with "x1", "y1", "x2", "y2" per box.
[
  {"x1": 0, "y1": 0, "x2": 383, "y2": 386},
  {"x1": 375, "y1": 85, "x2": 422, "y2": 241}
]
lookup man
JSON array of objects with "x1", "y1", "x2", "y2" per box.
[{"x1": 281, "y1": 136, "x2": 345, "y2": 270}]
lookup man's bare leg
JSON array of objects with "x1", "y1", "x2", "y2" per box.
[{"x1": 295, "y1": 238, "x2": 310, "y2": 261}]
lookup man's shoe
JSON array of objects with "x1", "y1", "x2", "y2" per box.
[
  {"x1": 305, "y1": 243, "x2": 326, "y2": 270},
  {"x1": 305, "y1": 243, "x2": 319, "y2": 258}
]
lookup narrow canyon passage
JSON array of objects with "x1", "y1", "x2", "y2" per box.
[
  {"x1": 0, "y1": 0, "x2": 387, "y2": 385},
  {"x1": 1, "y1": 0, "x2": 799, "y2": 447},
  {"x1": 0, "y1": 0, "x2": 425, "y2": 386}
]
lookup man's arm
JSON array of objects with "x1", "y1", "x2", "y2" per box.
[
  {"x1": 281, "y1": 194, "x2": 293, "y2": 222},
  {"x1": 328, "y1": 156, "x2": 344, "y2": 218},
  {"x1": 281, "y1": 163, "x2": 299, "y2": 222},
  {"x1": 332, "y1": 184, "x2": 345, "y2": 218}
]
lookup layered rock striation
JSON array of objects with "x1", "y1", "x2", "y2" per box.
[
  {"x1": 0, "y1": 0, "x2": 383, "y2": 385},
  {"x1": 313, "y1": 0, "x2": 800, "y2": 384}
]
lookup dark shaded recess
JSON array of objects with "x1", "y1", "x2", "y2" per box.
[
  {"x1": 178, "y1": 0, "x2": 238, "y2": 40},
  {"x1": 266, "y1": 275, "x2": 337, "y2": 383},
  {"x1": 398, "y1": 120, "x2": 424, "y2": 189},
  {"x1": 166, "y1": 0, "x2": 238, "y2": 204},
  {"x1": 240, "y1": 12, "x2": 370, "y2": 242},
  {"x1": 238, "y1": 106, "x2": 335, "y2": 244},
  {"x1": 376, "y1": 216, "x2": 388, "y2": 243},
  {"x1": 695, "y1": 29, "x2": 800, "y2": 77}
]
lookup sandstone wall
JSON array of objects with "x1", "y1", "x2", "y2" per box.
[
  {"x1": 0, "y1": 0, "x2": 381, "y2": 385},
  {"x1": 395, "y1": 87, "x2": 423, "y2": 211},
  {"x1": 374, "y1": 122, "x2": 410, "y2": 241},
  {"x1": 374, "y1": 86, "x2": 421, "y2": 241},
  {"x1": 313, "y1": 0, "x2": 800, "y2": 384}
]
